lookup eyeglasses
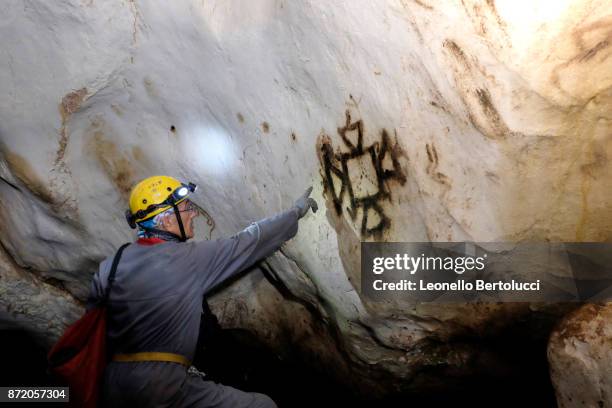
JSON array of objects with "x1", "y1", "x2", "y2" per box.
[{"x1": 178, "y1": 200, "x2": 198, "y2": 214}]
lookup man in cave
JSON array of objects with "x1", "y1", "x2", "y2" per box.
[{"x1": 86, "y1": 175, "x2": 318, "y2": 407}]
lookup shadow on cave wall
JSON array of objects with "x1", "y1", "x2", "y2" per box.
[
  {"x1": 0, "y1": 320, "x2": 557, "y2": 408},
  {"x1": 0, "y1": 330, "x2": 66, "y2": 407},
  {"x1": 193, "y1": 321, "x2": 558, "y2": 408}
]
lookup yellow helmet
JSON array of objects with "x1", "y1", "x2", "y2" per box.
[{"x1": 125, "y1": 175, "x2": 197, "y2": 228}]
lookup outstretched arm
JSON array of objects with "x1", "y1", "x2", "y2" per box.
[{"x1": 193, "y1": 187, "x2": 318, "y2": 293}]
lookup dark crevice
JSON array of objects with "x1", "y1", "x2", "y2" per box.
[{"x1": 0, "y1": 175, "x2": 21, "y2": 192}]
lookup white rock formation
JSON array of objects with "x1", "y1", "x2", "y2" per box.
[
  {"x1": 0, "y1": 0, "x2": 610, "y2": 398},
  {"x1": 548, "y1": 303, "x2": 612, "y2": 407}
]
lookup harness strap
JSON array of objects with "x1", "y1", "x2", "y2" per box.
[
  {"x1": 102, "y1": 243, "x2": 131, "y2": 305},
  {"x1": 112, "y1": 352, "x2": 191, "y2": 367}
]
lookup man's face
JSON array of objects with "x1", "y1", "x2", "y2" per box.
[{"x1": 159, "y1": 199, "x2": 199, "y2": 239}]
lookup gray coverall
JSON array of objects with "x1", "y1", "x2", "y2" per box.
[{"x1": 86, "y1": 208, "x2": 300, "y2": 407}]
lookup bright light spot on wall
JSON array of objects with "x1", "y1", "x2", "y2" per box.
[
  {"x1": 496, "y1": 0, "x2": 572, "y2": 27},
  {"x1": 494, "y1": 0, "x2": 574, "y2": 61},
  {"x1": 187, "y1": 125, "x2": 238, "y2": 175}
]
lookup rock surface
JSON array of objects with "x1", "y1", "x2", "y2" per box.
[
  {"x1": 0, "y1": 0, "x2": 610, "y2": 399},
  {"x1": 548, "y1": 303, "x2": 612, "y2": 407}
]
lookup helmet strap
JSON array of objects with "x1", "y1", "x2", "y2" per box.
[{"x1": 172, "y1": 203, "x2": 187, "y2": 242}]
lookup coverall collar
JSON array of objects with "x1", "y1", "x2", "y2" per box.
[{"x1": 136, "y1": 237, "x2": 167, "y2": 246}]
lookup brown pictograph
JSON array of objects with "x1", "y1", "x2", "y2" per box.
[
  {"x1": 318, "y1": 110, "x2": 407, "y2": 239},
  {"x1": 425, "y1": 143, "x2": 451, "y2": 187}
]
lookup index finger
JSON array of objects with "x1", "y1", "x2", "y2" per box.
[{"x1": 302, "y1": 186, "x2": 313, "y2": 199}]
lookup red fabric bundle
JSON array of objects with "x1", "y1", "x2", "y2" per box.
[
  {"x1": 47, "y1": 243, "x2": 129, "y2": 408},
  {"x1": 47, "y1": 307, "x2": 108, "y2": 408}
]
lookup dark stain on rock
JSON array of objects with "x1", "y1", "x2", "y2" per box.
[
  {"x1": 425, "y1": 143, "x2": 451, "y2": 187},
  {"x1": 475, "y1": 88, "x2": 497, "y2": 118},
  {"x1": 60, "y1": 88, "x2": 88, "y2": 122},
  {"x1": 442, "y1": 39, "x2": 509, "y2": 140},
  {"x1": 579, "y1": 40, "x2": 609, "y2": 62},
  {"x1": 573, "y1": 19, "x2": 612, "y2": 62},
  {"x1": 56, "y1": 132, "x2": 69, "y2": 167},
  {"x1": 425, "y1": 143, "x2": 436, "y2": 164},
  {"x1": 474, "y1": 88, "x2": 507, "y2": 138},
  {"x1": 57, "y1": 88, "x2": 87, "y2": 166},
  {"x1": 1, "y1": 148, "x2": 54, "y2": 204},
  {"x1": 237, "y1": 113, "x2": 245, "y2": 123},
  {"x1": 110, "y1": 104, "x2": 123, "y2": 117},
  {"x1": 460, "y1": 0, "x2": 507, "y2": 38},
  {"x1": 485, "y1": 171, "x2": 500, "y2": 184},
  {"x1": 262, "y1": 122, "x2": 270, "y2": 133},
  {"x1": 317, "y1": 110, "x2": 407, "y2": 239},
  {"x1": 430, "y1": 101, "x2": 442, "y2": 110},
  {"x1": 131, "y1": 146, "x2": 148, "y2": 166},
  {"x1": 443, "y1": 40, "x2": 468, "y2": 66},
  {"x1": 87, "y1": 129, "x2": 135, "y2": 197},
  {"x1": 484, "y1": 0, "x2": 505, "y2": 28},
  {"x1": 412, "y1": 0, "x2": 433, "y2": 10},
  {"x1": 580, "y1": 143, "x2": 608, "y2": 179},
  {"x1": 429, "y1": 89, "x2": 452, "y2": 115},
  {"x1": 551, "y1": 20, "x2": 612, "y2": 92}
]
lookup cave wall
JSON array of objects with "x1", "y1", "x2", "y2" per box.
[{"x1": 0, "y1": 0, "x2": 610, "y2": 401}]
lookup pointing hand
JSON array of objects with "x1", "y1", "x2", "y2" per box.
[{"x1": 294, "y1": 187, "x2": 318, "y2": 219}]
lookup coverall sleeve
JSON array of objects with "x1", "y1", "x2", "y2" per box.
[
  {"x1": 194, "y1": 207, "x2": 300, "y2": 293},
  {"x1": 85, "y1": 259, "x2": 109, "y2": 311}
]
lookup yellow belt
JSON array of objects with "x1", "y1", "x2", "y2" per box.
[{"x1": 112, "y1": 352, "x2": 191, "y2": 367}]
